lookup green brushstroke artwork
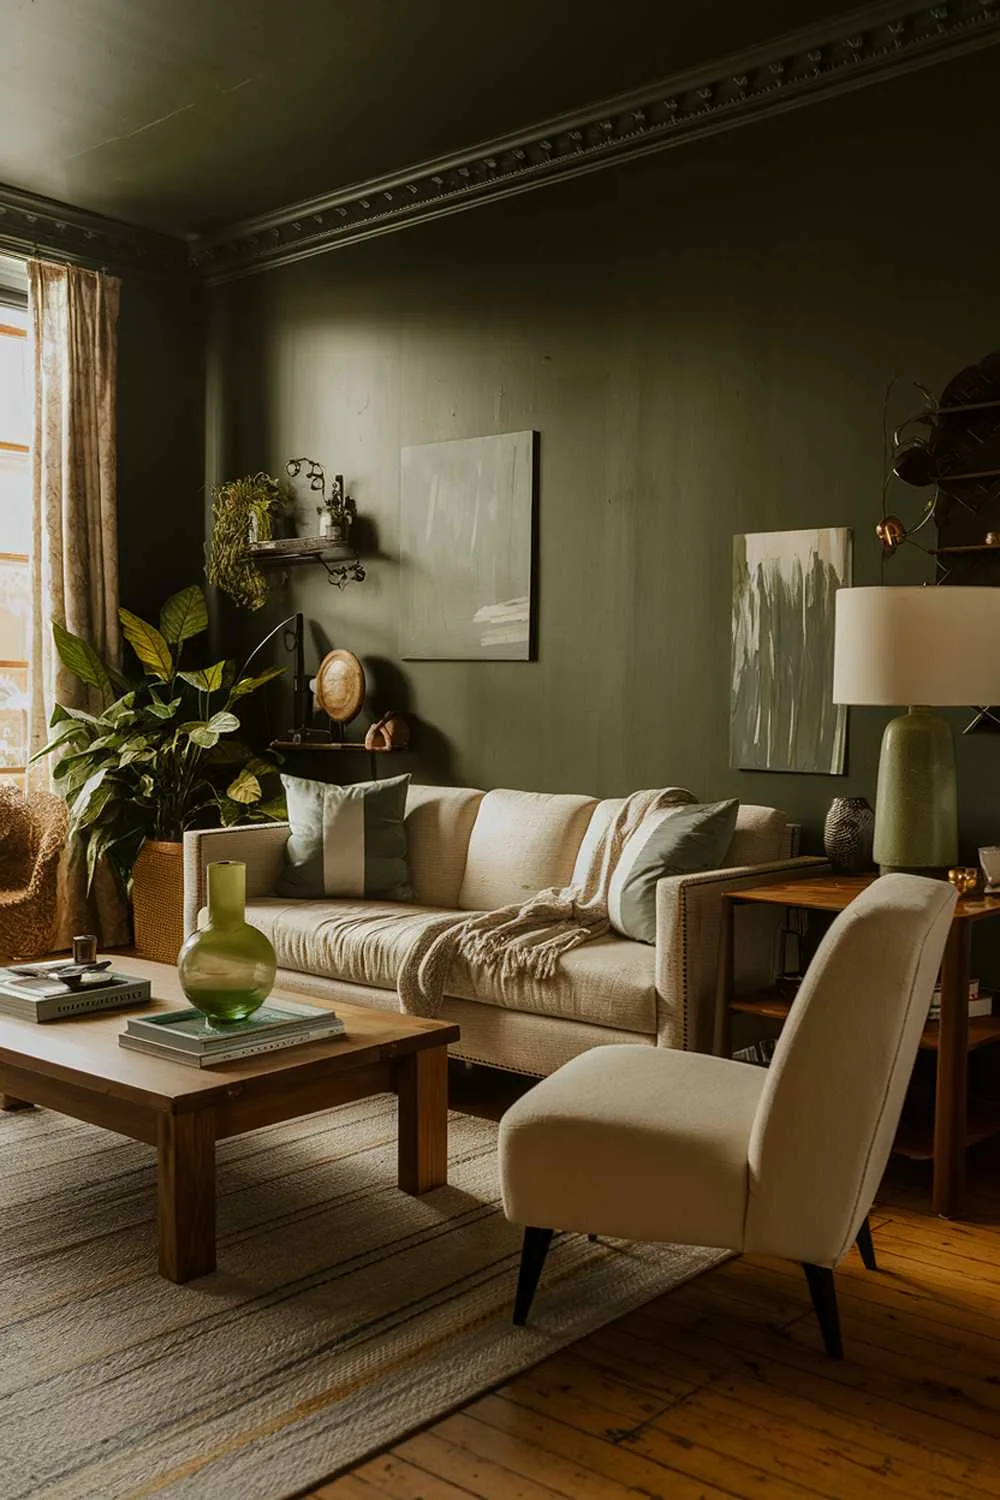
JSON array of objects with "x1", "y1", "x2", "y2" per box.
[{"x1": 730, "y1": 528, "x2": 851, "y2": 774}]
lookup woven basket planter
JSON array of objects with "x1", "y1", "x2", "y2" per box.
[{"x1": 132, "y1": 840, "x2": 185, "y2": 964}]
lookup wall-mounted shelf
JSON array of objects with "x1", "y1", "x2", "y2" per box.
[{"x1": 245, "y1": 537, "x2": 365, "y2": 588}]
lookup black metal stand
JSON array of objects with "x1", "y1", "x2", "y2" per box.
[
  {"x1": 513, "y1": 1227, "x2": 554, "y2": 1326},
  {"x1": 802, "y1": 1263, "x2": 843, "y2": 1359}
]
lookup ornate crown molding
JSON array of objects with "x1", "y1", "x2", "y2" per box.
[
  {"x1": 0, "y1": 183, "x2": 188, "y2": 277},
  {"x1": 192, "y1": 0, "x2": 1000, "y2": 283}
]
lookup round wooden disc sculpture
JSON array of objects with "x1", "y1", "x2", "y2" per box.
[{"x1": 314, "y1": 649, "x2": 366, "y2": 725}]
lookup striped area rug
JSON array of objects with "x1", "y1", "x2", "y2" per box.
[{"x1": 0, "y1": 1096, "x2": 725, "y2": 1499}]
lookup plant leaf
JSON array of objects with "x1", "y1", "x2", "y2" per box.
[
  {"x1": 207, "y1": 710, "x2": 240, "y2": 735},
  {"x1": 159, "y1": 586, "x2": 208, "y2": 645},
  {"x1": 144, "y1": 696, "x2": 182, "y2": 720},
  {"x1": 72, "y1": 766, "x2": 110, "y2": 826},
  {"x1": 178, "y1": 662, "x2": 226, "y2": 693},
  {"x1": 50, "y1": 703, "x2": 100, "y2": 728},
  {"x1": 229, "y1": 665, "x2": 285, "y2": 699},
  {"x1": 254, "y1": 796, "x2": 288, "y2": 821},
  {"x1": 188, "y1": 726, "x2": 219, "y2": 749},
  {"x1": 51, "y1": 620, "x2": 112, "y2": 698},
  {"x1": 118, "y1": 608, "x2": 173, "y2": 680},
  {"x1": 226, "y1": 768, "x2": 262, "y2": 805},
  {"x1": 28, "y1": 724, "x2": 88, "y2": 763}
]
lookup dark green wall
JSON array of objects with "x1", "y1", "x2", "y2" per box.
[
  {"x1": 204, "y1": 50, "x2": 1000, "y2": 855},
  {"x1": 118, "y1": 272, "x2": 204, "y2": 617}
]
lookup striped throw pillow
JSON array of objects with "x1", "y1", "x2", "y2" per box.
[
  {"x1": 276, "y1": 773, "x2": 414, "y2": 901},
  {"x1": 608, "y1": 799, "x2": 739, "y2": 943}
]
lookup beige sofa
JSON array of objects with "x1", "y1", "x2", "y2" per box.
[{"x1": 183, "y1": 785, "x2": 822, "y2": 1076}]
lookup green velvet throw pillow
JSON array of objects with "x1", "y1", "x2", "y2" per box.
[
  {"x1": 276, "y1": 773, "x2": 414, "y2": 901},
  {"x1": 608, "y1": 799, "x2": 740, "y2": 944}
]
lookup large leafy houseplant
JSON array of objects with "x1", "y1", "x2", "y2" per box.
[{"x1": 31, "y1": 585, "x2": 286, "y2": 891}]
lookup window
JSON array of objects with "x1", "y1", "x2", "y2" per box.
[{"x1": 0, "y1": 262, "x2": 31, "y2": 792}]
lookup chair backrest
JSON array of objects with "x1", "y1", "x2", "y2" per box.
[{"x1": 743, "y1": 874, "x2": 956, "y2": 1267}]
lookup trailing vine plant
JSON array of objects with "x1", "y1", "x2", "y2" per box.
[{"x1": 206, "y1": 472, "x2": 286, "y2": 611}]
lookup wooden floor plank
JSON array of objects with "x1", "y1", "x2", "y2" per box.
[{"x1": 347, "y1": 1452, "x2": 485, "y2": 1499}]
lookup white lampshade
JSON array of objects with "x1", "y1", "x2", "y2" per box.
[{"x1": 833, "y1": 586, "x2": 1000, "y2": 707}]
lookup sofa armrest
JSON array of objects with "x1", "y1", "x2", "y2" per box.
[
  {"x1": 654, "y1": 856, "x2": 830, "y2": 1054},
  {"x1": 182, "y1": 823, "x2": 290, "y2": 938}
]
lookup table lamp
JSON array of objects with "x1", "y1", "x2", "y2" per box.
[{"x1": 833, "y1": 586, "x2": 1000, "y2": 873}]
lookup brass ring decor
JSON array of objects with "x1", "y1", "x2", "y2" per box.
[{"x1": 314, "y1": 649, "x2": 366, "y2": 724}]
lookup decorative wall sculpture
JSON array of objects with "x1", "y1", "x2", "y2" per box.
[
  {"x1": 399, "y1": 431, "x2": 536, "y2": 661},
  {"x1": 730, "y1": 527, "x2": 852, "y2": 775}
]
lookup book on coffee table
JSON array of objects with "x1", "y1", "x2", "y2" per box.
[
  {"x1": 0, "y1": 966, "x2": 151, "y2": 1022},
  {"x1": 119, "y1": 998, "x2": 345, "y2": 1067}
]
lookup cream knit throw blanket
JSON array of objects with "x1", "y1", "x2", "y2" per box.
[{"x1": 397, "y1": 786, "x2": 695, "y2": 1018}]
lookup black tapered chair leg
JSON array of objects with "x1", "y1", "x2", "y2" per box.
[
  {"x1": 587, "y1": 1233, "x2": 598, "y2": 1242},
  {"x1": 855, "y1": 1215, "x2": 878, "y2": 1271},
  {"x1": 802, "y1": 1263, "x2": 843, "y2": 1359},
  {"x1": 513, "y1": 1228, "x2": 554, "y2": 1326}
]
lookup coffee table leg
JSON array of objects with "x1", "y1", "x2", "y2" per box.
[
  {"x1": 158, "y1": 1111, "x2": 217, "y2": 1282},
  {"x1": 396, "y1": 1046, "x2": 448, "y2": 1194}
]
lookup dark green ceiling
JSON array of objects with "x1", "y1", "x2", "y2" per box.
[{"x1": 0, "y1": 0, "x2": 854, "y2": 236}]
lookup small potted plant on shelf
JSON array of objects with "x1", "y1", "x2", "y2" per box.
[
  {"x1": 206, "y1": 471, "x2": 287, "y2": 612},
  {"x1": 31, "y1": 585, "x2": 287, "y2": 964},
  {"x1": 286, "y1": 457, "x2": 356, "y2": 546}
]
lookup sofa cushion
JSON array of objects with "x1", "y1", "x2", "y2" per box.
[
  {"x1": 247, "y1": 897, "x2": 656, "y2": 1034},
  {"x1": 276, "y1": 774, "x2": 413, "y2": 901},
  {"x1": 447, "y1": 935, "x2": 657, "y2": 1035},
  {"x1": 247, "y1": 897, "x2": 451, "y2": 991},
  {"x1": 725, "y1": 805, "x2": 790, "y2": 866},
  {"x1": 609, "y1": 799, "x2": 740, "y2": 944},
  {"x1": 404, "y1": 784, "x2": 485, "y2": 907},
  {"x1": 458, "y1": 789, "x2": 598, "y2": 911},
  {"x1": 570, "y1": 798, "x2": 623, "y2": 888}
]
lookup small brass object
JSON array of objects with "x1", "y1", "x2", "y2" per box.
[
  {"x1": 875, "y1": 515, "x2": 906, "y2": 552},
  {"x1": 987, "y1": 532, "x2": 1000, "y2": 546},
  {"x1": 947, "y1": 866, "x2": 979, "y2": 896}
]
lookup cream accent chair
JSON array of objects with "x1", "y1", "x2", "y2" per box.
[{"x1": 498, "y1": 874, "x2": 956, "y2": 1358}]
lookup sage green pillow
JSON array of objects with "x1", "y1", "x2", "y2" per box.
[
  {"x1": 276, "y1": 773, "x2": 414, "y2": 901},
  {"x1": 608, "y1": 799, "x2": 740, "y2": 944}
]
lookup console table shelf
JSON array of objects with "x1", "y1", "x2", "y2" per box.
[{"x1": 728, "y1": 986, "x2": 1000, "y2": 1053}]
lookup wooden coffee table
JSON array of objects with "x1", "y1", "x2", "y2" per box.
[{"x1": 0, "y1": 957, "x2": 460, "y2": 1282}]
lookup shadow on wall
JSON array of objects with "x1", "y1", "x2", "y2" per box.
[{"x1": 365, "y1": 656, "x2": 459, "y2": 786}]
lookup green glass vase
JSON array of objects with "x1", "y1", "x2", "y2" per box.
[{"x1": 177, "y1": 860, "x2": 276, "y2": 1023}]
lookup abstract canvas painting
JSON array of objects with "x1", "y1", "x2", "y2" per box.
[
  {"x1": 730, "y1": 527, "x2": 852, "y2": 774},
  {"x1": 399, "y1": 431, "x2": 536, "y2": 660}
]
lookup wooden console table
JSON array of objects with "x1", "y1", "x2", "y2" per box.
[{"x1": 718, "y1": 873, "x2": 1000, "y2": 1219}]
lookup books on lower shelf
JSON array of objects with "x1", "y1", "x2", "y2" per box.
[
  {"x1": 928, "y1": 978, "x2": 993, "y2": 1020},
  {"x1": 118, "y1": 997, "x2": 345, "y2": 1067},
  {"x1": 0, "y1": 964, "x2": 151, "y2": 1022}
]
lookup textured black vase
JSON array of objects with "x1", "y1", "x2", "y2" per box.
[{"x1": 823, "y1": 797, "x2": 875, "y2": 873}]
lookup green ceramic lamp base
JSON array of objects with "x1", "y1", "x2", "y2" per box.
[{"x1": 873, "y1": 706, "x2": 958, "y2": 874}]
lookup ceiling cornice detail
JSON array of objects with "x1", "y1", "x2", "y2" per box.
[
  {"x1": 0, "y1": 183, "x2": 187, "y2": 277},
  {"x1": 192, "y1": 0, "x2": 1000, "y2": 284}
]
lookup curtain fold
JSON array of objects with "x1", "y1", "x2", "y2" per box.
[{"x1": 27, "y1": 261, "x2": 129, "y2": 947}]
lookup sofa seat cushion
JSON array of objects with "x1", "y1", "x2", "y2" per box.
[
  {"x1": 248, "y1": 898, "x2": 656, "y2": 1035},
  {"x1": 447, "y1": 935, "x2": 657, "y2": 1036},
  {"x1": 246, "y1": 898, "x2": 455, "y2": 992}
]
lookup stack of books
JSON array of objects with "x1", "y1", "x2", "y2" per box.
[
  {"x1": 0, "y1": 965, "x2": 151, "y2": 1022},
  {"x1": 928, "y1": 978, "x2": 992, "y2": 1021},
  {"x1": 119, "y1": 998, "x2": 345, "y2": 1067}
]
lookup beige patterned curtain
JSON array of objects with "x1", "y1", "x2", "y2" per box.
[{"x1": 27, "y1": 261, "x2": 128, "y2": 946}]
